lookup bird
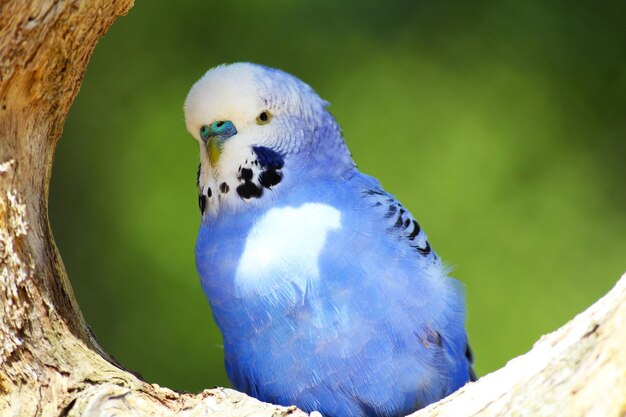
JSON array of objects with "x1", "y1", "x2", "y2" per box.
[{"x1": 184, "y1": 62, "x2": 476, "y2": 417}]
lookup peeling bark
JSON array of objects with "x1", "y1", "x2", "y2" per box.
[{"x1": 0, "y1": 1, "x2": 624, "y2": 416}]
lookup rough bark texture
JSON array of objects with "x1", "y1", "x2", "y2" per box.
[{"x1": 0, "y1": 1, "x2": 624, "y2": 416}]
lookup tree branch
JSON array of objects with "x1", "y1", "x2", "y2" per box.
[
  {"x1": 0, "y1": 1, "x2": 624, "y2": 416},
  {"x1": 413, "y1": 273, "x2": 626, "y2": 417}
]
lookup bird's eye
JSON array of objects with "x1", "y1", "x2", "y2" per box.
[
  {"x1": 199, "y1": 125, "x2": 210, "y2": 139},
  {"x1": 256, "y1": 111, "x2": 272, "y2": 125}
]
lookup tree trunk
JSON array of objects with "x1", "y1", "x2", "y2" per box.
[{"x1": 0, "y1": 1, "x2": 624, "y2": 416}]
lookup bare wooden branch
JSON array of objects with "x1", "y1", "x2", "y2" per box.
[
  {"x1": 0, "y1": 1, "x2": 624, "y2": 416},
  {"x1": 413, "y1": 273, "x2": 626, "y2": 417}
]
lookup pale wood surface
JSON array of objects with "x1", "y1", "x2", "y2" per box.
[{"x1": 412, "y1": 273, "x2": 626, "y2": 417}]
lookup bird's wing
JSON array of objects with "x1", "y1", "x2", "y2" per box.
[
  {"x1": 342, "y1": 173, "x2": 477, "y2": 387},
  {"x1": 360, "y1": 185, "x2": 436, "y2": 262},
  {"x1": 243, "y1": 172, "x2": 476, "y2": 410}
]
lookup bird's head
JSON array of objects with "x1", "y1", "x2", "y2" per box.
[{"x1": 184, "y1": 63, "x2": 354, "y2": 217}]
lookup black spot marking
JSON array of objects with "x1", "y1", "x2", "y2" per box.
[
  {"x1": 196, "y1": 163, "x2": 201, "y2": 186},
  {"x1": 408, "y1": 220, "x2": 420, "y2": 240},
  {"x1": 240, "y1": 168, "x2": 253, "y2": 181},
  {"x1": 220, "y1": 182, "x2": 230, "y2": 194},
  {"x1": 417, "y1": 241, "x2": 431, "y2": 255},
  {"x1": 207, "y1": 187, "x2": 212, "y2": 197},
  {"x1": 403, "y1": 218, "x2": 411, "y2": 228},
  {"x1": 258, "y1": 169, "x2": 282, "y2": 188},
  {"x1": 237, "y1": 182, "x2": 263, "y2": 199},
  {"x1": 198, "y1": 194, "x2": 206, "y2": 214}
]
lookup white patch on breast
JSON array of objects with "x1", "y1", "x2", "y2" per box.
[{"x1": 235, "y1": 203, "x2": 342, "y2": 299}]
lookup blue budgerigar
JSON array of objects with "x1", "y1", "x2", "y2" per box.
[{"x1": 185, "y1": 63, "x2": 475, "y2": 417}]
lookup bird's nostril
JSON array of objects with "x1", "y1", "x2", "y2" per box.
[{"x1": 216, "y1": 121, "x2": 225, "y2": 128}]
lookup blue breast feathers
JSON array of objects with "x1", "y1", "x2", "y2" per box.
[{"x1": 195, "y1": 172, "x2": 474, "y2": 417}]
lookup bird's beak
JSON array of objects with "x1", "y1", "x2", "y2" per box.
[
  {"x1": 208, "y1": 137, "x2": 224, "y2": 166},
  {"x1": 202, "y1": 120, "x2": 237, "y2": 165}
]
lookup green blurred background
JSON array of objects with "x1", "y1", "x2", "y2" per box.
[{"x1": 50, "y1": 1, "x2": 625, "y2": 392}]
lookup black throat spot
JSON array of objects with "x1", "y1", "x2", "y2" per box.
[
  {"x1": 240, "y1": 167, "x2": 254, "y2": 181},
  {"x1": 259, "y1": 169, "x2": 282, "y2": 189},
  {"x1": 236, "y1": 182, "x2": 263, "y2": 199}
]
